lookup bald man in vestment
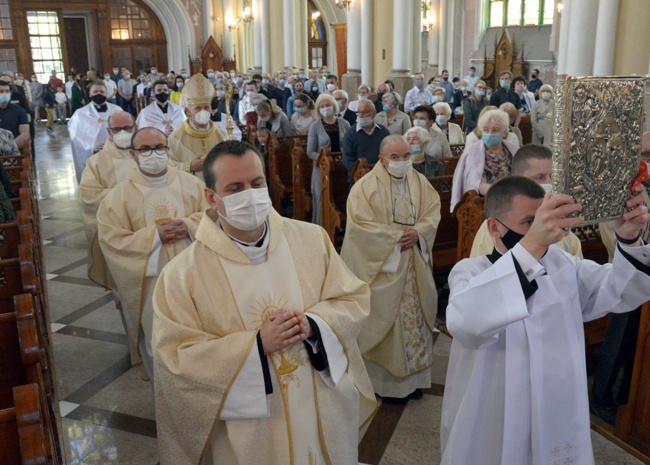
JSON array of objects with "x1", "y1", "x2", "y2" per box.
[
  {"x1": 98, "y1": 127, "x2": 206, "y2": 378},
  {"x1": 79, "y1": 111, "x2": 137, "y2": 290},
  {"x1": 341, "y1": 134, "x2": 441, "y2": 403},
  {"x1": 168, "y1": 74, "x2": 227, "y2": 181}
]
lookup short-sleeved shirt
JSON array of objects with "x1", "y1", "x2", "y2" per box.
[
  {"x1": 118, "y1": 78, "x2": 136, "y2": 96},
  {"x1": 0, "y1": 103, "x2": 29, "y2": 138}
]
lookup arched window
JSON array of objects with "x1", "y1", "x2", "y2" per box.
[
  {"x1": 488, "y1": 0, "x2": 554, "y2": 27},
  {"x1": 109, "y1": 0, "x2": 167, "y2": 74},
  {"x1": 308, "y1": 1, "x2": 327, "y2": 69}
]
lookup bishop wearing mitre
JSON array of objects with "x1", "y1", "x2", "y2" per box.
[
  {"x1": 341, "y1": 134, "x2": 441, "y2": 403},
  {"x1": 168, "y1": 73, "x2": 227, "y2": 181},
  {"x1": 79, "y1": 111, "x2": 137, "y2": 290},
  {"x1": 98, "y1": 127, "x2": 207, "y2": 378}
]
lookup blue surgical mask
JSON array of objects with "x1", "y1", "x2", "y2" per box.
[
  {"x1": 176, "y1": 82, "x2": 184, "y2": 89},
  {"x1": 415, "y1": 80, "x2": 424, "y2": 89},
  {"x1": 469, "y1": 71, "x2": 475, "y2": 77},
  {"x1": 382, "y1": 104, "x2": 391, "y2": 112},
  {"x1": 217, "y1": 90, "x2": 225, "y2": 98},
  {"x1": 337, "y1": 101, "x2": 344, "y2": 110},
  {"x1": 299, "y1": 74, "x2": 306, "y2": 80},
  {"x1": 182, "y1": 73, "x2": 189, "y2": 79},
  {"x1": 0, "y1": 94, "x2": 10, "y2": 104},
  {"x1": 295, "y1": 107, "x2": 306, "y2": 114},
  {"x1": 208, "y1": 72, "x2": 215, "y2": 79},
  {"x1": 475, "y1": 89, "x2": 485, "y2": 98},
  {"x1": 279, "y1": 79, "x2": 286, "y2": 87},
  {"x1": 235, "y1": 77, "x2": 242, "y2": 84},
  {"x1": 216, "y1": 78, "x2": 224, "y2": 84},
  {"x1": 432, "y1": 96, "x2": 442, "y2": 103},
  {"x1": 253, "y1": 105, "x2": 258, "y2": 112},
  {"x1": 410, "y1": 145, "x2": 421, "y2": 154},
  {"x1": 461, "y1": 86, "x2": 468, "y2": 92},
  {"x1": 482, "y1": 133, "x2": 502, "y2": 147},
  {"x1": 500, "y1": 80, "x2": 510, "y2": 90}
]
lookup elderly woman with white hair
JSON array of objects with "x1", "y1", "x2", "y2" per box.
[
  {"x1": 405, "y1": 126, "x2": 445, "y2": 177},
  {"x1": 450, "y1": 109, "x2": 519, "y2": 211},
  {"x1": 531, "y1": 84, "x2": 553, "y2": 144},
  {"x1": 348, "y1": 83, "x2": 371, "y2": 113},
  {"x1": 375, "y1": 92, "x2": 411, "y2": 135},
  {"x1": 306, "y1": 93, "x2": 350, "y2": 225},
  {"x1": 433, "y1": 102, "x2": 465, "y2": 145}
]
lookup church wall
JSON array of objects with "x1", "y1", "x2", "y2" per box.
[
  {"x1": 613, "y1": 0, "x2": 650, "y2": 76},
  {"x1": 372, "y1": 2, "x2": 393, "y2": 90}
]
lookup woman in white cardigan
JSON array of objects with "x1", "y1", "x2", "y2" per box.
[
  {"x1": 531, "y1": 84, "x2": 553, "y2": 144},
  {"x1": 433, "y1": 102, "x2": 464, "y2": 145},
  {"x1": 306, "y1": 93, "x2": 350, "y2": 225}
]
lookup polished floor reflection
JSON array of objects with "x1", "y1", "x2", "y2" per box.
[{"x1": 35, "y1": 123, "x2": 644, "y2": 464}]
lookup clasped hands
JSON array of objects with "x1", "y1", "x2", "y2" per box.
[
  {"x1": 157, "y1": 220, "x2": 188, "y2": 243},
  {"x1": 519, "y1": 186, "x2": 648, "y2": 260},
  {"x1": 259, "y1": 309, "x2": 312, "y2": 355},
  {"x1": 398, "y1": 229, "x2": 419, "y2": 252}
]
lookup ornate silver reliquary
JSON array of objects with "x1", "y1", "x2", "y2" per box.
[{"x1": 551, "y1": 74, "x2": 647, "y2": 225}]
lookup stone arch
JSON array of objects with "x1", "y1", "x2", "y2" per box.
[
  {"x1": 141, "y1": 0, "x2": 197, "y2": 71},
  {"x1": 311, "y1": 0, "x2": 346, "y2": 75}
]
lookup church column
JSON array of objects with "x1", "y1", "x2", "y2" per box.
[
  {"x1": 593, "y1": 0, "x2": 618, "y2": 75},
  {"x1": 203, "y1": 0, "x2": 215, "y2": 45},
  {"x1": 342, "y1": 0, "x2": 362, "y2": 96},
  {"x1": 556, "y1": 0, "x2": 571, "y2": 74},
  {"x1": 437, "y1": 0, "x2": 447, "y2": 76},
  {"x1": 445, "y1": 0, "x2": 455, "y2": 73},
  {"x1": 386, "y1": 0, "x2": 413, "y2": 99},
  {"x1": 360, "y1": 0, "x2": 373, "y2": 88},
  {"x1": 260, "y1": 0, "x2": 271, "y2": 72},
  {"x1": 283, "y1": 0, "x2": 297, "y2": 67},
  {"x1": 425, "y1": 0, "x2": 440, "y2": 81},
  {"x1": 563, "y1": 0, "x2": 598, "y2": 76},
  {"x1": 253, "y1": 0, "x2": 262, "y2": 71},
  {"x1": 412, "y1": 2, "x2": 422, "y2": 74},
  {"x1": 222, "y1": 0, "x2": 235, "y2": 60}
]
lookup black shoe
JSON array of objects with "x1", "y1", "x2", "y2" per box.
[
  {"x1": 381, "y1": 395, "x2": 409, "y2": 405},
  {"x1": 408, "y1": 388, "x2": 423, "y2": 400},
  {"x1": 590, "y1": 403, "x2": 616, "y2": 425},
  {"x1": 46, "y1": 126, "x2": 53, "y2": 132}
]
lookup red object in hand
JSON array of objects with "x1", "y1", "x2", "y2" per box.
[{"x1": 631, "y1": 161, "x2": 650, "y2": 193}]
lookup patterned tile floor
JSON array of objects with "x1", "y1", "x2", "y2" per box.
[{"x1": 34, "y1": 122, "x2": 645, "y2": 464}]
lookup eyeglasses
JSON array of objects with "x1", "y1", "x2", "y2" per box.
[
  {"x1": 357, "y1": 110, "x2": 374, "y2": 117},
  {"x1": 109, "y1": 126, "x2": 134, "y2": 133},
  {"x1": 390, "y1": 177, "x2": 416, "y2": 226},
  {"x1": 134, "y1": 145, "x2": 168, "y2": 157}
]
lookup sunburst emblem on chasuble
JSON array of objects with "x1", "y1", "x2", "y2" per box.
[{"x1": 147, "y1": 198, "x2": 178, "y2": 225}]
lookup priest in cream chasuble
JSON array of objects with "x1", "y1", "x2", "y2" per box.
[
  {"x1": 153, "y1": 141, "x2": 376, "y2": 465},
  {"x1": 79, "y1": 111, "x2": 137, "y2": 290},
  {"x1": 135, "y1": 80, "x2": 186, "y2": 134},
  {"x1": 98, "y1": 128, "x2": 206, "y2": 371},
  {"x1": 69, "y1": 80, "x2": 121, "y2": 182},
  {"x1": 341, "y1": 135, "x2": 441, "y2": 401},
  {"x1": 168, "y1": 74, "x2": 227, "y2": 181}
]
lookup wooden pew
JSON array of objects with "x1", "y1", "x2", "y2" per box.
[
  {"x1": 291, "y1": 142, "x2": 312, "y2": 222},
  {"x1": 0, "y1": 383, "x2": 49, "y2": 465},
  {"x1": 268, "y1": 134, "x2": 308, "y2": 213},
  {"x1": 454, "y1": 190, "x2": 485, "y2": 261},
  {"x1": 319, "y1": 149, "x2": 348, "y2": 248},
  {"x1": 352, "y1": 158, "x2": 374, "y2": 183},
  {"x1": 428, "y1": 175, "x2": 457, "y2": 276},
  {"x1": 439, "y1": 157, "x2": 460, "y2": 176},
  {"x1": 449, "y1": 144, "x2": 465, "y2": 158}
]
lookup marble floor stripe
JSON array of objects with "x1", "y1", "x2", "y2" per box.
[
  {"x1": 65, "y1": 405, "x2": 158, "y2": 439},
  {"x1": 358, "y1": 402, "x2": 408, "y2": 465},
  {"x1": 422, "y1": 383, "x2": 445, "y2": 397},
  {"x1": 51, "y1": 258, "x2": 88, "y2": 275},
  {"x1": 44, "y1": 215, "x2": 83, "y2": 223},
  {"x1": 44, "y1": 225, "x2": 85, "y2": 241},
  {"x1": 57, "y1": 325, "x2": 128, "y2": 346},
  {"x1": 51, "y1": 275, "x2": 103, "y2": 287},
  {"x1": 64, "y1": 354, "x2": 132, "y2": 405},
  {"x1": 55, "y1": 293, "x2": 115, "y2": 325}
]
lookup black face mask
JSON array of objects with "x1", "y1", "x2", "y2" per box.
[
  {"x1": 155, "y1": 92, "x2": 169, "y2": 103},
  {"x1": 531, "y1": 75, "x2": 538, "y2": 80},
  {"x1": 377, "y1": 92, "x2": 384, "y2": 101},
  {"x1": 443, "y1": 76, "x2": 449, "y2": 81},
  {"x1": 496, "y1": 219, "x2": 525, "y2": 250},
  {"x1": 90, "y1": 94, "x2": 106, "y2": 105}
]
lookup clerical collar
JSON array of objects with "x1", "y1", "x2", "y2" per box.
[
  {"x1": 139, "y1": 170, "x2": 168, "y2": 187},
  {"x1": 219, "y1": 221, "x2": 270, "y2": 265},
  {"x1": 157, "y1": 102, "x2": 168, "y2": 114},
  {"x1": 94, "y1": 103, "x2": 108, "y2": 113},
  {"x1": 188, "y1": 118, "x2": 210, "y2": 132},
  {"x1": 487, "y1": 247, "x2": 503, "y2": 264}
]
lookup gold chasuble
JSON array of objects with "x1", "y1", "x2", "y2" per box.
[
  {"x1": 168, "y1": 120, "x2": 227, "y2": 181},
  {"x1": 79, "y1": 139, "x2": 137, "y2": 289},
  {"x1": 341, "y1": 163, "x2": 441, "y2": 398},
  {"x1": 153, "y1": 210, "x2": 377, "y2": 465},
  {"x1": 97, "y1": 167, "x2": 206, "y2": 364}
]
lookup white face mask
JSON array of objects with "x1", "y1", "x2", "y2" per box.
[
  {"x1": 540, "y1": 183, "x2": 552, "y2": 193},
  {"x1": 326, "y1": 83, "x2": 336, "y2": 92},
  {"x1": 112, "y1": 131, "x2": 133, "y2": 149},
  {"x1": 385, "y1": 158, "x2": 412, "y2": 178},
  {"x1": 215, "y1": 188, "x2": 272, "y2": 231},
  {"x1": 358, "y1": 94, "x2": 368, "y2": 101},
  {"x1": 413, "y1": 119, "x2": 427, "y2": 128},
  {"x1": 436, "y1": 115, "x2": 448, "y2": 126},
  {"x1": 319, "y1": 106, "x2": 334, "y2": 118},
  {"x1": 138, "y1": 151, "x2": 169, "y2": 175},
  {"x1": 194, "y1": 110, "x2": 211, "y2": 125},
  {"x1": 541, "y1": 92, "x2": 551, "y2": 101}
]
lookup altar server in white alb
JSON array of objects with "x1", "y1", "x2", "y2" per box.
[
  {"x1": 68, "y1": 79, "x2": 121, "y2": 182},
  {"x1": 135, "y1": 79, "x2": 185, "y2": 135},
  {"x1": 441, "y1": 176, "x2": 650, "y2": 465}
]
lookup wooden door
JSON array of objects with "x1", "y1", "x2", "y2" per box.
[{"x1": 63, "y1": 18, "x2": 89, "y2": 74}]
